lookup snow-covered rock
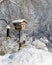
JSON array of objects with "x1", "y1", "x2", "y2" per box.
[
  {"x1": 40, "y1": 37, "x2": 49, "y2": 44},
  {"x1": 32, "y1": 39, "x2": 48, "y2": 51}
]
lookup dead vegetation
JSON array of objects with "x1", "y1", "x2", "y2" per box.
[{"x1": 0, "y1": 39, "x2": 7, "y2": 55}]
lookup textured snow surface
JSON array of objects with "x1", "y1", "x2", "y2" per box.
[
  {"x1": 0, "y1": 45, "x2": 52, "y2": 65},
  {"x1": 0, "y1": 0, "x2": 52, "y2": 65}
]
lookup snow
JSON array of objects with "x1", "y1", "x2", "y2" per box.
[
  {"x1": 6, "y1": 25, "x2": 11, "y2": 29},
  {"x1": 12, "y1": 19, "x2": 27, "y2": 23},
  {"x1": 20, "y1": 32, "x2": 27, "y2": 42},
  {"x1": 0, "y1": 0, "x2": 52, "y2": 65},
  {"x1": 32, "y1": 38, "x2": 48, "y2": 51},
  {"x1": 0, "y1": 43, "x2": 52, "y2": 65},
  {"x1": 0, "y1": 0, "x2": 3, "y2": 3}
]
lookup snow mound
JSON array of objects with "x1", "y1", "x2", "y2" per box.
[
  {"x1": 32, "y1": 38, "x2": 48, "y2": 51},
  {"x1": 0, "y1": 46, "x2": 52, "y2": 65}
]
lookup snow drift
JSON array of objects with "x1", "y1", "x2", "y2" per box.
[{"x1": 0, "y1": 45, "x2": 52, "y2": 65}]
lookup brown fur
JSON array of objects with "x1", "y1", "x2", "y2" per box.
[{"x1": 20, "y1": 41, "x2": 25, "y2": 48}]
